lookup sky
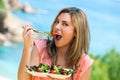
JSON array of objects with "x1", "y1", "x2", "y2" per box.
[
  {"x1": 19, "y1": 0, "x2": 120, "y2": 55},
  {"x1": 0, "y1": 0, "x2": 120, "y2": 80}
]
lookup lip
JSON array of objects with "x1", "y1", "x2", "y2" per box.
[
  {"x1": 54, "y1": 34, "x2": 62, "y2": 42},
  {"x1": 51, "y1": 31, "x2": 62, "y2": 42}
]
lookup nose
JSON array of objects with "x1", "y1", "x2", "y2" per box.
[{"x1": 55, "y1": 23, "x2": 61, "y2": 30}]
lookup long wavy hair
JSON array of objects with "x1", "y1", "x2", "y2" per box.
[{"x1": 46, "y1": 7, "x2": 90, "y2": 69}]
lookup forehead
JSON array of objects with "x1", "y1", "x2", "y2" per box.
[{"x1": 57, "y1": 13, "x2": 71, "y2": 22}]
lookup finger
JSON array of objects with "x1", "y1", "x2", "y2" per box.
[
  {"x1": 23, "y1": 29, "x2": 34, "y2": 40},
  {"x1": 23, "y1": 27, "x2": 32, "y2": 36},
  {"x1": 47, "y1": 75, "x2": 54, "y2": 80},
  {"x1": 23, "y1": 24, "x2": 33, "y2": 35},
  {"x1": 47, "y1": 75, "x2": 65, "y2": 80},
  {"x1": 22, "y1": 25, "x2": 33, "y2": 36},
  {"x1": 25, "y1": 32, "x2": 34, "y2": 40},
  {"x1": 24, "y1": 30, "x2": 34, "y2": 39},
  {"x1": 23, "y1": 24, "x2": 32, "y2": 28},
  {"x1": 27, "y1": 32, "x2": 34, "y2": 40}
]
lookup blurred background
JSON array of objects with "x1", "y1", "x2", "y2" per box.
[{"x1": 0, "y1": 0, "x2": 120, "y2": 80}]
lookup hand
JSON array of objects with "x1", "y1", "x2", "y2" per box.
[
  {"x1": 47, "y1": 75, "x2": 69, "y2": 80},
  {"x1": 22, "y1": 25, "x2": 34, "y2": 48}
]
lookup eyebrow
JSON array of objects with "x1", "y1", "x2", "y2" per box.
[
  {"x1": 56, "y1": 17, "x2": 70, "y2": 25},
  {"x1": 58, "y1": 18, "x2": 69, "y2": 23},
  {"x1": 62, "y1": 20, "x2": 68, "y2": 23}
]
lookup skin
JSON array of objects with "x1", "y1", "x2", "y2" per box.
[
  {"x1": 18, "y1": 13, "x2": 91, "y2": 80},
  {"x1": 53, "y1": 13, "x2": 75, "y2": 68},
  {"x1": 53, "y1": 13, "x2": 75, "y2": 48}
]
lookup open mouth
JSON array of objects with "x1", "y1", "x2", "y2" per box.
[
  {"x1": 51, "y1": 32, "x2": 62, "y2": 40},
  {"x1": 55, "y1": 34, "x2": 62, "y2": 40}
]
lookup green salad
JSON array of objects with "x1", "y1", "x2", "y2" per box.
[{"x1": 26, "y1": 63, "x2": 73, "y2": 75}]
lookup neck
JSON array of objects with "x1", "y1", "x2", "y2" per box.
[
  {"x1": 56, "y1": 44, "x2": 70, "y2": 68},
  {"x1": 57, "y1": 45, "x2": 69, "y2": 56},
  {"x1": 56, "y1": 46, "x2": 69, "y2": 68}
]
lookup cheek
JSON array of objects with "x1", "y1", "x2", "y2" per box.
[
  {"x1": 63, "y1": 31, "x2": 75, "y2": 40},
  {"x1": 63, "y1": 27, "x2": 75, "y2": 36}
]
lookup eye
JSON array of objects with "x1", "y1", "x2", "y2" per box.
[
  {"x1": 62, "y1": 22, "x2": 68, "y2": 26},
  {"x1": 54, "y1": 20, "x2": 59, "y2": 25}
]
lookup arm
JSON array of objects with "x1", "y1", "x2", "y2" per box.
[
  {"x1": 18, "y1": 46, "x2": 32, "y2": 80},
  {"x1": 18, "y1": 26, "x2": 39, "y2": 80},
  {"x1": 18, "y1": 45, "x2": 39, "y2": 80}
]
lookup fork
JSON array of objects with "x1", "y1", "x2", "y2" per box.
[{"x1": 22, "y1": 25, "x2": 45, "y2": 35}]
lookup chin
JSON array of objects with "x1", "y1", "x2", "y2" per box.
[{"x1": 55, "y1": 43, "x2": 62, "y2": 47}]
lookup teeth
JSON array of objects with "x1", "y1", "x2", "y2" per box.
[{"x1": 56, "y1": 35, "x2": 62, "y2": 40}]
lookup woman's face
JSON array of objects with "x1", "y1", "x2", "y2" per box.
[{"x1": 53, "y1": 13, "x2": 75, "y2": 48}]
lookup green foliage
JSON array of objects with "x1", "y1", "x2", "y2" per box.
[
  {"x1": 90, "y1": 49, "x2": 120, "y2": 80},
  {"x1": 90, "y1": 54, "x2": 109, "y2": 80},
  {"x1": 102, "y1": 49, "x2": 120, "y2": 80},
  {"x1": 0, "y1": 0, "x2": 5, "y2": 9}
]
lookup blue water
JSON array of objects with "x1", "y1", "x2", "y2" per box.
[
  {"x1": 0, "y1": 0, "x2": 120, "y2": 80},
  {"x1": 0, "y1": 43, "x2": 23, "y2": 80}
]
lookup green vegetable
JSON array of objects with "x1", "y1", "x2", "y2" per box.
[{"x1": 26, "y1": 63, "x2": 73, "y2": 75}]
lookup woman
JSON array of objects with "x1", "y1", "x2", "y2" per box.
[{"x1": 18, "y1": 7, "x2": 93, "y2": 80}]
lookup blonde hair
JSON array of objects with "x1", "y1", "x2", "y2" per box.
[{"x1": 46, "y1": 7, "x2": 90, "y2": 69}]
